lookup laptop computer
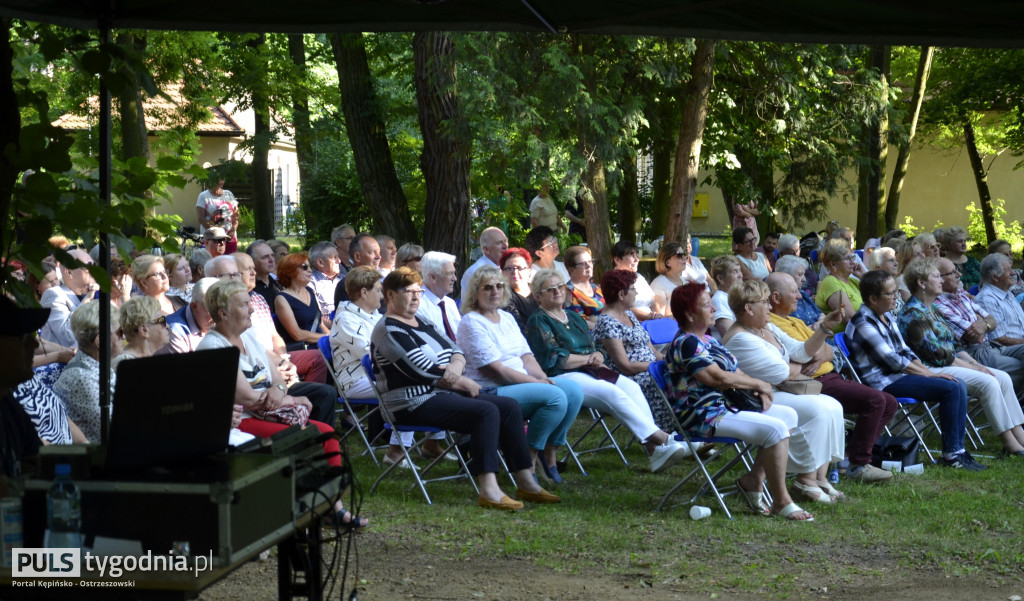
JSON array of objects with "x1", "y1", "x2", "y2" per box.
[{"x1": 105, "y1": 347, "x2": 240, "y2": 477}]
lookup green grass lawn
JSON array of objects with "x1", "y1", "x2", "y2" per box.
[{"x1": 341, "y1": 421, "x2": 1024, "y2": 596}]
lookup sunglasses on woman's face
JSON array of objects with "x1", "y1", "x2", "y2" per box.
[{"x1": 480, "y1": 282, "x2": 505, "y2": 292}]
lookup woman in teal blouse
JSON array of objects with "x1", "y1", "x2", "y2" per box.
[{"x1": 525, "y1": 268, "x2": 690, "y2": 473}]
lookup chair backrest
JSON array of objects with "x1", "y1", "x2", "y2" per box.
[
  {"x1": 968, "y1": 285, "x2": 979, "y2": 296},
  {"x1": 854, "y1": 249, "x2": 864, "y2": 260},
  {"x1": 831, "y1": 332, "x2": 864, "y2": 384},
  {"x1": 648, "y1": 359, "x2": 669, "y2": 390},
  {"x1": 809, "y1": 249, "x2": 819, "y2": 265},
  {"x1": 691, "y1": 237, "x2": 700, "y2": 258},
  {"x1": 646, "y1": 360, "x2": 690, "y2": 437},
  {"x1": 643, "y1": 317, "x2": 680, "y2": 345},
  {"x1": 317, "y1": 335, "x2": 332, "y2": 365},
  {"x1": 361, "y1": 354, "x2": 376, "y2": 383}
]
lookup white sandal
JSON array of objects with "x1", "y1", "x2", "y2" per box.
[
  {"x1": 792, "y1": 481, "x2": 833, "y2": 503},
  {"x1": 816, "y1": 479, "x2": 847, "y2": 502},
  {"x1": 774, "y1": 502, "x2": 815, "y2": 522}
]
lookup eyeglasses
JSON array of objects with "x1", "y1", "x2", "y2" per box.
[
  {"x1": 574, "y1": 260, "x2": 594, "y2": 268},
  {"x1": 503, "y1": 265, "x2": 528, "y2": 273},
  {"x1": 541, "y1": 283, "x2": 567, "y2": 295},
  {"x1": 742, "y1": 238, "x2": 756, "y2": 245},
  {"x1": 881, "y1": 291, "x2": 901, "y2": 299},
  {"x1": 541, "y1": 240, "x2": 559, "y2": 250},
  {"x1": 209, "y1": 239, "x2": 227, "y2": 245},
  {"x1": 299, "y1": 263, "x2": 312, "y2": 270},
  {"x1": 399, "y1": 287, "x2": 423, "y2": 297},
  {"x1": 939, "y1": 270, "x2": 959, "y2": 278},
  {"x1": 480, "y1": 282, "x2": 505, "y2": 292},
  {"x1": 147, "y1": 315, "x2": 167, "y2": 327},
  {"x1": 216, "y1": 272, "x2": 241, "y2": 280},
  {"x1": 146, "y1": 271, "x2": 168, "y2": 280},
  {"x1": 675, "y1": 251, "x2": 690, "y2": 258}
]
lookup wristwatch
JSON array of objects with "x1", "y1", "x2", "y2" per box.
[{"x1": 275, "y1": 384, "x2": 287, "y2": 393}]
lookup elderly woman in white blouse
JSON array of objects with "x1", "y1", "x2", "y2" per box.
[
  {"x1": 722, "y1": 279, "x2": 849, "y2": 504},
  {"x1": 458, "y1": 266, "x2": 584, "y2": 483}
]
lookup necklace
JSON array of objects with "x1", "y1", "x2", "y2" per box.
[
  {"x1": 543, "y1": 307, "x2": 570, "y2": 329},
  {"x1": 741, "y1": 324, "x2": 766, "y2": 339}
]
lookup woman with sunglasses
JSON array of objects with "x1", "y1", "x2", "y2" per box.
[
  {"x1": 610, "y1": 240, "x2": 663, "y2": 321},
  {"x1": 733, "y1": 227, "x2": 772, "y2": 281},
  {"x1": 372, "y1": 268, "x2": 560, "y2": 511},
  {"x1": 564, "y1": 245, "x2": 605, "y2": 330},
  {"x1": 111, "y1": 296, "x2": 170, "y2": 370},
  {"x1": 132, "y1": 254, "x2": 178, "y2": 315},
  {"x1": 527, "y1": 269, "x2": 690, "y2": 473},
  {"x1": 458, "y1": 266, "x2": 584, "y2": 483},
  {"x1": 651, "y1": 241, "x2": 713, "y2": 317},
  {"x1": 499, "y1": 248, "x2": 538, "y2": 335},
  {"x1": 274, "y1": 252, "x2": 328, "y2": 351}
]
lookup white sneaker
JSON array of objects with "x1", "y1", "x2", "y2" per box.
[
  {"x1": 649, "y1": 441, "x2": 690, "y2": 473},
  {"x1": 383, "y1": 455, "x2": 412, "y2": 470}
]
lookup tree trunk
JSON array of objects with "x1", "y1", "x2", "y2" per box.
[
  {"x1": 249, "y1": 34, "x2": 275, "y2": 240},
  {"x1": 885, "y1": 46, "x2": 932, "y2": 231},
  {"x1": 650, "y1": 99, "x2": 676, "y2": 236},
  {"x1": 618, "y1": 153, "x2": 640, "y2": 245},
  {"x1": 414, "y1": 31, "x2": 472, "y2": 289},
  {"x1": 0, "y1": 20, "x2": 20, "y2": 270},
  {"x1": 332, "y1": 33, "x2": 416, "y2": 243},
  {"x1": 580, "y1": 158, "x2": 612, "y2": 276},
  {"x1": 287, "y1": 34, "x2": 313, "y2": 224},
  {"x1": 857, "y1": 45, "x2": 889, "y2": 245},
  {"x1": 666, "y1": 39, "x2": 716, "y2": 245},
  {"x1": 963, "y1": 118, "x2": 997, "y2": 244},
  {"x1": 116, "y1": 33, "x2": 150, "y2": 165}
]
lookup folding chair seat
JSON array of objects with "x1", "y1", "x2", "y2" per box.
[
  {"x1": 647, "y1": 361, "x2": 757, "y2": 519},
  {"x1": 832, "y1": 333, "x2": 937, "y2": 463},
  {"x1": 642, "y1": 317, "x2": 680, "y2": 346},
  {"x1": 361, "y1": 355, "x2": 477, "y2": 504},
  {"x1": 317, "y1": 336, "x2": 382, "y2": 465}
]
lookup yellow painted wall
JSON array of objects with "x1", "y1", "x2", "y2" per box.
[{"x1": 689, "y1": 142, "x2": 1024, "y2": 240}]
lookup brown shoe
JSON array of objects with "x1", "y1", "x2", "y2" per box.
[
  {"x1": 515, "y1": 488, "x2": 561, "y2": 504},
  {"x1": 478, "y1": 495, "x2": 524, "y2": 511}
]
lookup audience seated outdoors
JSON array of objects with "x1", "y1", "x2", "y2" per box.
[
  {"x1": 40, "y1": 247, "x2": 95, "y2": 349},
  {"x1": 457, "y1": 265, "x2": 584, "y2": 484},
  {"x1": 189, "y1": 248, "x2": 212, "y2": 285},
  {"x1": 370, "y1": 267, "x2": 560, "y2": 511},
  {"x1": 722, "y1": 279, "x2": 849, "y2": 503},
  {"x1": 499, "y1": 247, "x2": 538, "y2": 336},
  {"x1": 941, "y1": 226, "x2": 980, "y2": 290},
  {"x1": 460, "y1": 227, "x2": 509, "y2": 294},
  {"x1": 732, "y1": 227, "x2": 772, "y2": 281},
  {"x1": 163, "y1": 277, "x2": 218, "y2": 354},
  {"x1": 26, "y1": 258, "x2": 59, "y2": 303},
  {"x1": 330, "y1": 224, "x2": 356, "y2": 278},
  {"x1": 563, "y1": 245, "x2": 605, "y2": 330},
  {"x1": 866, "y1": 246, "x2": 904, "y2": 313},
  {"x1": 525, "y1": 268, "x2": 690, "y2": 473},
  {"x1": 524, "y1": 226, "x2": 570, "y2": 283},
  {"x1": 275, "y1": 252, "x2": 330, "y2": 352},
  {"x1": 709, "y1": 255, "x2": 743, "y2": 338},
  {"x1": 773, "y1": 255, "x2": 822, "y2": 328},
  {"x1": 111, "y1": 296, "x2": 170, "y2": 369},
  {"x1": 610, "y1": 240, "x2": 663, "y2": 320},
  {"x1": 416, "y1": 251, "x2": 461, "y2": 343},
  {"x1": 974, "y1": 253, "x2": 1024, "y2": 349},
  {"x1": 308, "y1": 241, "x2": 343, "y2": 324},
  {"x1": 376, "y1": 235, "x2": 398, "y2": 277},
  {"x1": 395, "y1": 243, "x2": 424, "y2": 272},
  {"x1": 664, "y1": 282, "x2": 813, "y2": 521},
  {"x1": 132, "y1": 254, "x2": 179, "y2": 315},
  {"x1": 897, "y1": 258, "x2": 1024, "y2": 457},
  {"x1": 845, "y1": 270, "x2": 981, "y2": 470},
  {"x1": 109, "y1": 257, "x2": 132, "y2": 308},
  {"x1": 765, "y1": 273, "x2": 897, "y2": 482},
  {"x1": 246, "y1": 240, "x2": 282, "y2": 305},
  {"x1": 895, "y1": 239, "x2": 924, "y2": 302},
  {"x1": 777, "y1": 233, "x2": 818, "y2": 293},
  {"x1": 815, "y1": 240, "x2": 860, "y2": 333},
  {"x1": 333, "y1": 234, "x2": 381, "y2": 305},
  {"x1": 53, "y1": 301, "x2": 122, "y2": 443},
  {"x1": 756, "y1": 232, "x2": 780, "y2": 270},
  {"x1": 164, "y1": 252, "x2": 193, "y2": 307},
  {"x1": 932, "y1": 256, "x2": 1024, "y2": 391},
  {"x1": 680, "y1": 234, "x2": 715, "y2": 292},
  {"x1": 593, "y1": 269, "x2": 677, "y2": 433},
  {"x1": 817, "y1": 227, "x2": 867, "y2": 282}
]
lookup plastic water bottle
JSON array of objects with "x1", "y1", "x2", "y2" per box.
[
  {"x1": 45, "y1": 464, "x2": 81, "y2": 549},
  {"x1": 827, "y1": 466, "x2": 840, "y2": 484}
]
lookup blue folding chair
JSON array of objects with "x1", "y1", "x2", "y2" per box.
[
  {"x1": 642, "y1": 317, "x2": 680, "y2": 346},
  {"x1": 361, "y1": 355, "x2": 476, "y2": 504},
  {"x1": 832, "y1": 333, "x2": 936, "y2": 463},
  {"x1": 691, "y1": 236, "x2": 700, "y2": 258},
  {"x1": 647, "y1": 361, "x2": 757, "y2": 519},
  {"x1": 968, "y1": 285, "x2": 979, "y2": 296},
  {"x1": 317, "y1": 336, "x2": 381, "y2": 466}
]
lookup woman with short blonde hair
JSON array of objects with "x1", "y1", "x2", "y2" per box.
[{"x1": 132, "y1": 254, "x2": 177, "y2": 315}]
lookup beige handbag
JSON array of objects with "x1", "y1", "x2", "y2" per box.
[{"x1": 776, "y1": 378, "x2": 823, "y2": 395}]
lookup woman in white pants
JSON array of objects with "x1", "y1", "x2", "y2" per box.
[
  {"x1": 723, "y1": 279, "x2": 848, "y2": 504},
  {"x1": 898, "y1": 258, "x2": 1024, "y2": 457},
  {"x1": 526, "y1": 269, "x2": 690, "y2": 473}
]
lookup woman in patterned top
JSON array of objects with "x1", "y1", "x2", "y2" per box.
[
  {"x1": 940, "y1": 227, "x2": 981, "y2": 291},
  {"x1": 664, "y1": 282, "x2": 812, "y2": 521},
  {"x1": 371, "y1": 268, "x2": 559, "y2": 511},
  {"x1": 898, "y1": 258, "x2": 1024, "y2": 457},
  {"x1": 527, "y1": 269, "x2": 690, "y2": 473},
  {"x1": 563, "y1": 245, "x2": 604, "y2": 329}
]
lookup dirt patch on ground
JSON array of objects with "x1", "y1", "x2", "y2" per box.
[{"x1": 198, "y1": 532, "x2": 1023, "y2": 601}]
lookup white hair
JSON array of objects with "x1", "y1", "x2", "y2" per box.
[
  {"x1": 419, "y1": 251, "x2": 456, "y2": 277},
  {"x1": 204, "y1": 255, "x2": 237, "y2": 277}
]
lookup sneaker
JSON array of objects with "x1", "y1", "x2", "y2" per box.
[
  {"x1": 649, "y1": 441, "x2": 690, "y2": 473},
  {"x1": 846, "y1": 463, "x2": 894, "y2": 482},
  {"x1": 939, "y1": 452, "x2": 986, "y2": 472},
  {"x1": 383, "y1": 455, "x2": 412, "y2": 469}
]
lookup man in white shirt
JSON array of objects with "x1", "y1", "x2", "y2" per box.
[
  {"x1": 162, "y1": 277, "x2": 217, "y2": 354},
  {"x1": 40, "y1": 248, "x2": 95, "y2": 348},
  {"x1": 330, "y1": 224, "x2": 356, "y2": 278},
  {"x1": 308, "y1": 241, "x2": 342, "y2": 320},
  {"x1": 334, "y1": 234, "x2": 382, "y2": 306},
  {"x1": 417, "y1": 251, "x2": 461, "y2": 343},
  {"x1": 976, "y1": 254, "x2": 1024, "y2": 357},
  {"x1": 460, "y1": 227, "x2": 508, "y2": 295}
]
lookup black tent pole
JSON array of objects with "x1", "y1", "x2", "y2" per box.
[{"x1": 97, "y1": 13, "x2": 112, "y2": 445}]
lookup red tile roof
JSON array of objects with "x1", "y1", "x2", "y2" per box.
[{"x1": 51, "y1": 82, "x2": 245, "y2": 136}]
